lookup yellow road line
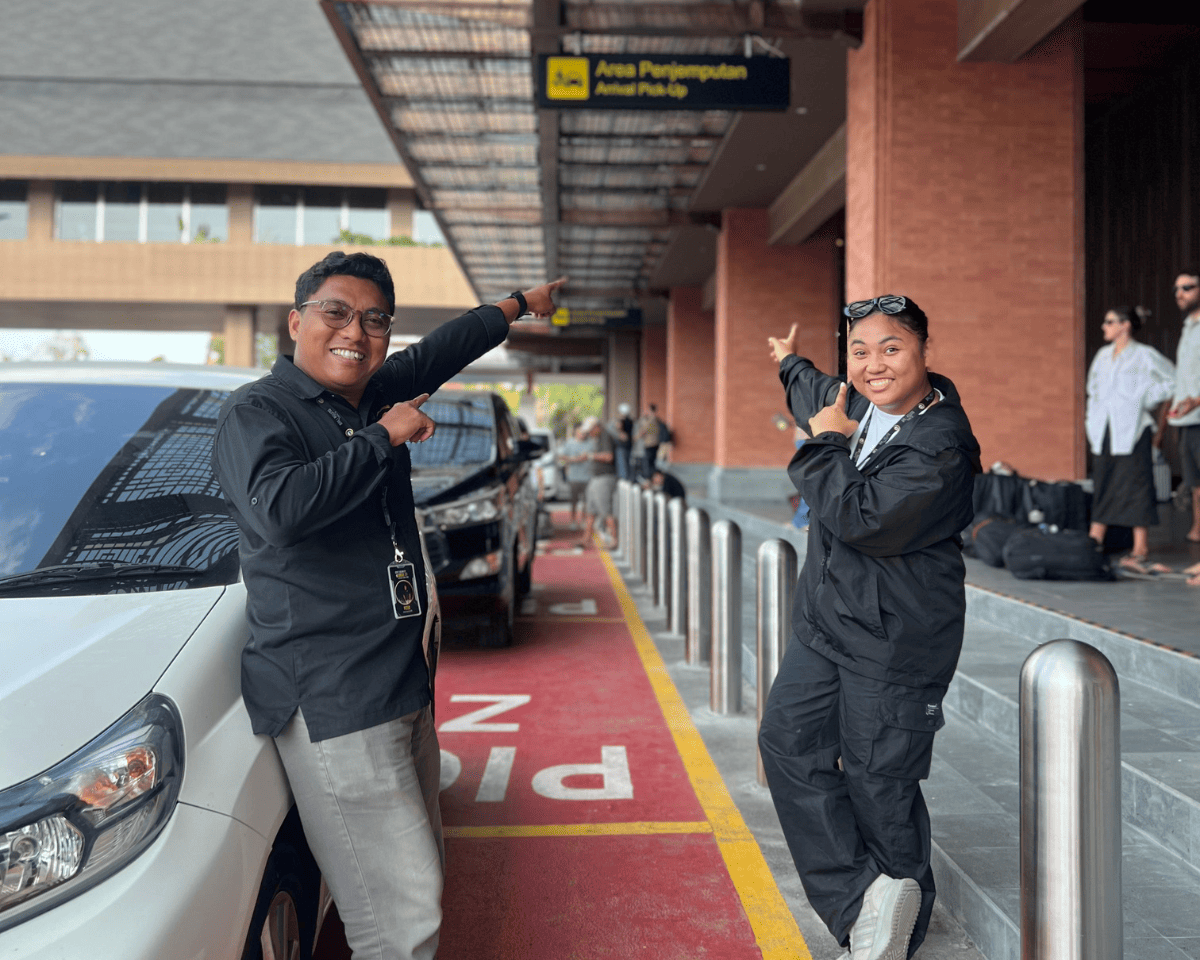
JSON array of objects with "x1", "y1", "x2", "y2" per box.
[
  {"x1": 445, "y1": 821, "x2": 712, "y2": 839},
  {"x1": 599, "y1": 549, "x2": 811, "y2": 960}
]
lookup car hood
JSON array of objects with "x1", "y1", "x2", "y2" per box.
[
  {"x1": 411, "y1": 464, "x2": 492, "y2": 505},
  {"x1": 0, "y1": 588, "x2": 224, "y2": 790}
]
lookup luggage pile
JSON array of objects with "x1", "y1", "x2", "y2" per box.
[{"x1": 965, "y1": 470, "x2": 1112, "y2": 581}]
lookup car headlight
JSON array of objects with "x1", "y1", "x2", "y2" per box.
[
  {"x1": 425, "y1": 489, "x2": 503, "y2": 529},
  {"x1": 0, "y1": 694, "x2": 183, "y2": 932}
]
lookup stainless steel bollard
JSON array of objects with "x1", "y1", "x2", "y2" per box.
[
  {"x1": 628, "y1": 483, "x2": 643, "y2": 581},
  {"x1": 685, "y1": 507, "x2": 711, "y2": 665},
  {"x1": 667, "y1": 498, "x2": 687, "y2": 638},
  {"x1": 710, "y1": 519, "x2": 742, "y2": 714},
  {"x1": 612, "y1": 480, "x2": 627, "y2": 562},
  {"x1": 654, "y1": 492, "x2": 669, "y2": 610},
  {"x1": 756, "y1": 539, "x2": 797, "y2": 785},
  {"x1": 1019, "y1": 639, "x2": 1122, "y2": 960},
  {"x1": 642, "y1": 489, "x2": 656, "y2": 597}
]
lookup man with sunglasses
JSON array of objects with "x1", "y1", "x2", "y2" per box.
[
  {"x1": 1168, "y1": 269, "x2": 1200, "y2": 542},
  {"x1": 212, "y1": 251, "x2": 564, "y2": 960}
]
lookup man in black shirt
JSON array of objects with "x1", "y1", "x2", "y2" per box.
[{"x1": 212, "y1": 251, "x2": 563, "y2": 960}]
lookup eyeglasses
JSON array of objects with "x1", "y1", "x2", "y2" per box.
[
  {"x1": 299, "y1": 299, "x2": 393, "y2": 339},
  {"x1": 843, "y1": 295, "x2": 908, "y2": 319},
  {"x1": 1175, "y1": 283, "x2": 1198, "y2": 293}
]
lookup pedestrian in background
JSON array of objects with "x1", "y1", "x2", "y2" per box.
[
  {"x1": 612, "y1": 402, "x2": 635, "y2": 480},
  {"x1": 579, "y1": 416, "x2": 617, "y2": 548},
  {"x1": 558, "y1": 423, "x2": 594, "y2": 530},
  {"x1": 1167, "y1": 268, "x2": 1200, "y2": 543},
  {"x1": 213, "y1": 250, "x2": 564, "y2": 960},
  {"x1": 759, "y1": 297, "x2": 980, "y2": 960},
  {"x1": 635, "y1": 403, "x2": 671, "y2": 479},
  {"x1": 1085, "y1": 305, "x2": 1174, "y2": 570}
]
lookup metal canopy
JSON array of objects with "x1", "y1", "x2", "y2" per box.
[{"x1": 323, "y1": 0, "x2": 859, "y2": 321}]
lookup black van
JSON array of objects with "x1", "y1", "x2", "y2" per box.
[{"x1": 410, "y1": 390, "x2": 544, "y2": 646}]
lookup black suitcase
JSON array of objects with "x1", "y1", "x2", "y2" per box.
[
  {"x1": 970, "y1": 514, "x2": 1026, "y2": 567},
  {"x1": 1027, "y1": 480, "x2": 1089, "y2": 531},
  {"x1": 1001, "y1": 528, "x2": 1113, "y2": 581}
]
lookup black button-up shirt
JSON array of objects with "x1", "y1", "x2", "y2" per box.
[{"x1": 212, "y1": 305, "x2": 510, "y2": 742}]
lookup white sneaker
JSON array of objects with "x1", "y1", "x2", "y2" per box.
[{"x1": 848, "y1": 874, "x2": 921, "y2": 960}]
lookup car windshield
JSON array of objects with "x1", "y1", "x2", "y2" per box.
[
  {"x1": 409, "y1": 395, "x2": 496, "y2": 470},
  {"x1": 0, "y1": 382, "x2": 240, "y2": 594}
]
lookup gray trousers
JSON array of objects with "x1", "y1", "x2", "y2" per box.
[{"x1": 274, "y1": 706, "x2": 444, "y2": 960}]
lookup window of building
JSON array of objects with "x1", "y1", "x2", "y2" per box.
[
  {"x1": 188, "y1": 185, "x2": 228, "y2": 243},
  {"x1": 54, "y1": 182, "x2": 228, "y2": 243},
  {"x1": 254, "y1": 186, "x2": 390, "y2": 245},
  {"x1": 102, "y1": 181, "x2": 141, "y2": 242},
  {"x1": 57, "y1": 183, "x2": 100, "y2": 241},
  {"x1": 0, "y1": 181, "x2": 28, "y2": 240},
  {"x1": 412, "y1": 209, "x2": 445, "y2": 245}
]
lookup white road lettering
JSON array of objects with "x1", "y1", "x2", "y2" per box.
[
  {"x1": 475, "y1": 746, "x2": 517, "y2": 802},
  {"x1": 439, "y1": 694, "x2": 532, "y2": 733},
  {"x1": 531, "y1": 746, "x2": 633, "y2": 801},
  {"x1": 439, "y1": 749, "x2": 461, "y2": 792},
  {"x1": 546, "y1": 598, "x2": 598, "y2": 616}
]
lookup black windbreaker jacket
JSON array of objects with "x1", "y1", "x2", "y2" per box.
[{"x1": 780, "y1": 354, "x2": 982, "y2": 688}]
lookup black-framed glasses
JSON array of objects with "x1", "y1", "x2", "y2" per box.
[
  {"x1": 299, "y1": 299, "x2": 394, "y2": 339},
  {"x1": 843, "y1": 295, "x2": 908, "y2": 319}
]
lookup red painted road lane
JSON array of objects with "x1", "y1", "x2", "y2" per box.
[
  {"x1": 439, "y1": 835, "x2": 763, "y2": 960},
  {"x1": 436, "y1": 617, "x2": 705, "y2": 825},
  {"x1": 314, "y1": 517, "x2": 788, "y2": 959}
]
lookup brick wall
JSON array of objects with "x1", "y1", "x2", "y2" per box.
[
  {"x1": 715, "y1": 208, "x2": 839, "y2": 468},
  {"x1": 847, "y1": 0, "x2": 1085, "y2": 479},
  {"x1": 666, "y1": 287, "x2": 715, "y2": 463},
  {"x1": 640, "y1": 324, "x2": 668, "y2": 417}
]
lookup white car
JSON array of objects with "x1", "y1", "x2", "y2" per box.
[
  {"x1": 0, "y1": 363, "x2": 327, "y2": 959},
  {"x1": 526, "y1": 427, "x2": 566, "y2": 502}
]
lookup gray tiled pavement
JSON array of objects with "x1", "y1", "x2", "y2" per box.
[{"x1": 668, "y1": 492, "x2": 1200, "y2": 959}]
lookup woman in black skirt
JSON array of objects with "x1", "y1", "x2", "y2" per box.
[{"x1": 1085, "y1": 305, "x2": 1175, "y2": 568}]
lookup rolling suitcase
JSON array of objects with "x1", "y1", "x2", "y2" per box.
[{"x1": 1001, "y1": 527, "x2": 1113, "y2": 581}]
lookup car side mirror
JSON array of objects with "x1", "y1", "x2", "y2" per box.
[{"x1": 517, "y1": 437, "x2": 548, "y2": 460}]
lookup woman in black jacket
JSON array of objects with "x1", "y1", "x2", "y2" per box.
[{"x1": 759, "y1": 296, "x2": 980, "y2": 960}]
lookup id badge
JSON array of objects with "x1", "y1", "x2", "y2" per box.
[{"x1": 388, "y1": 561, "x2": 423, "y2": 620}]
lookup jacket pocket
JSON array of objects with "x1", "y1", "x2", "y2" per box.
[{"x1": 867, "y1": 694, "x2": 947, "y2": 781}]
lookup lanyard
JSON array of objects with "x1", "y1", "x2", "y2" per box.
[
  {"x1": 316, "y1": 395, "x2": 406, "y2": 562},
  {"x1": 850, "y1": 389, "x2": 938, "y2": 466}
]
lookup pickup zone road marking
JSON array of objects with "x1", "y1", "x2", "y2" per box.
[
  {"x1": 444, "y1": 820, "x2": 712, "y2": 839},
  {"x1": 598, "y1": 547, "x2": 813, "y2": 960}
]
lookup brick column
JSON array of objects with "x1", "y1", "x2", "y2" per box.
[
  {"x1": 640, "y1": 325, "x2": 667, "y2": 413},
  {"x1": 847, "y1": 0, "x2": 1085, "y2": 479},
  {"x1": 666, "y1": 287, "x2": 715, "y2": 464},
  {"x1": 712, "y1": 208, "x2": 839, "y2": 500}
]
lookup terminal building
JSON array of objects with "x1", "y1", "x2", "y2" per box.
[{"x1": 3, "y1": 0, "x2": 1197, "y2": 502}]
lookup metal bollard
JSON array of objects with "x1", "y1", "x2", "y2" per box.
[
  {"x1": 667, "y1": 498, "x2": 687, "y2": 638},
  {"x1": 685, "y1": 507, "x2": 711, "y2": 665},
  {"x1": 710, "y1": 519, "x2": 742, "y2": 714},
  {"x1": 1019, "y1": 639, "x2": 1122, "y2": 960},
  {"x1": 640, "y1": 489, "x2": 654, "y2": 586},
  {"x1": 629, "y1": 484, "x2": 644, "y2": 582},
  {"x1": 613, "y1": 480, "x2": 627, "y2": 562},
  {"x1": 654, "y1": 492, "x2": 669, "y2": 610},
  {"x1": 756, "y1": 539, "x2": 797, "y2": 785}
]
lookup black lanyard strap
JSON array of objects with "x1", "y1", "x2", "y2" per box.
[
  {"x1": 316, "y1": 395, "x2": 405, "y2": 561},
  {"x1": 851, "y1": 388, "x2": 938, "y2": 466}
]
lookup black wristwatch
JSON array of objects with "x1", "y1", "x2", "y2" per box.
[{"x1": 508, "y1": 290, "x2": 528, "y2": 318}]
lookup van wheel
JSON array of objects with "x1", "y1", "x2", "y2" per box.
[
  {"x1": 242, "y1": 840, "x2": 316, "y2": 960},
  {"x1": 480, "y1": 548, "x2": 516, "y2": 647}
]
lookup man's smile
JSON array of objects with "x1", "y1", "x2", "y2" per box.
[{"x1": 331, "y1": 347, "x2": 366, "y2": 362}]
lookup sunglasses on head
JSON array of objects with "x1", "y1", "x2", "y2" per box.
[{"x1": 843, "y1": 295, "x2": 908, "y2": 319}]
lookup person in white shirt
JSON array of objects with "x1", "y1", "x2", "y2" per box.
[
  {"x1": 1167, "y1": 269, "x2": 1200, "y2": 543},
  {"x1": 1085, "y1": 305, "x2": 1174, "y2": 566}
]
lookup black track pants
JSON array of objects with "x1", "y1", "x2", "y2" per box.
[{"x1": 758, "y1": 639, "x2": 946, "y2": 956}]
